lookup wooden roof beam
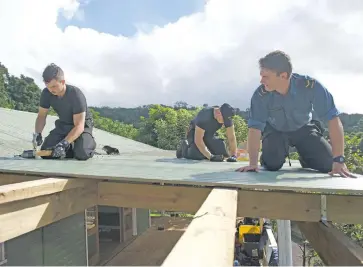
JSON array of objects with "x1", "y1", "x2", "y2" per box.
[
  {"x1": 161, "y1": 188, "x2": 238, "y2": 267},
  {"x1": 0, "y1": 173, "x2": 43, "y2": 186},
  {"x1": 0, "y1": 177, "x2": 96, "y2": 204},
  {"x1": 0, "y1": 178, "x2": 97, "y2": 242},
  {"x1": 98, "y1": 182, "x2": 212, "y2": 212},
  {"x1": 99, "y1": 182, "x2": 363, "y2": 224},
  {"x1": 297, "y1": 221, "x2": 363, "y2": 266},
  {"x1": 1, "y1": 178, "x2": 363, "y2": 244}
]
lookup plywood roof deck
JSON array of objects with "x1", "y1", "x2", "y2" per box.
[
  {"x1": 2, "y1": 108, "x2": 363, "y2": 266},
  {"x1": 0, "y1": 156, "x2": 363, "y2": 195},
  {"x1": 0, "y1": 107, "x2": 362, "y2": 196}
]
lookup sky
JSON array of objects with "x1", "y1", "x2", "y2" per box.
[{"x1": 0, "y1": 0, "x2": 362, "y2": 114}]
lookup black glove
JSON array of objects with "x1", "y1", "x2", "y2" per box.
[
  {"x1": 227, "y1": 155, "x2": 237, "y2": 162},
  {"x1": 210, "y1": 154, "x2": 224, "y2": 162},
  {"x1": 33, "y1": 133, "x2": 43, "y2": 146},
  {"x1": 51, "y1": 139, "x2": 70, "y2": 159}
]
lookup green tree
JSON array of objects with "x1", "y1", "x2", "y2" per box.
[
  {"x1": 136, "y1": 104, "x2": 170, "y2": 147},
  {"x1": 356, "y1": 118, "x2": 363, "y2": 132},
  {"x1": 0, "y1": 63, "x2": 13, "y2": 108},
  {"x1": 137, "y1": 104, "x2": 200, "y2": 150},
  {"x1": 344, "y1": 134, "x2": 363, "y2": 174},
  {"x1": 90, "y1": 109, "x2": 139, "y2": 140},
  {"x1": 7, "y1": 74, "x2": 40, "y2": 112},
  {"x1": 137, "y1": 105, "x2": 248, "y2": 151},
  {"x1": 154, "y1": 107, "x2": 200, "y2": 150},
  {"x1": 217, "y1": 115, "x2": 248, "y2": 148}
]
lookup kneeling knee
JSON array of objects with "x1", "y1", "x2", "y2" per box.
[
  {"x1": 74, "y1": 149, "x2": 94, "y2": 161},
  {"x1": 264, "y1": 163, "x2": 284, "y2": 171},
  {"x1": 316, "y1": 162, "x2": 333, "y2": 173},
  {"x1": 261, "y1": 157, "x2": 284, "y2": 171}
]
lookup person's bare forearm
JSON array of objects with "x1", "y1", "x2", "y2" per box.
[
  {"x1": 328, "y1": 117, "x2": 344, "y2": 157},
  {"x1": 196, "y1": 141, "x2": 212, "y2": 159},
  {"x1": 35, "y1": 116, "x2": 46, "y2": 133},
  {"x1": 228, "y1": 137, "x2": 237, "y2": 156},
  {"x1": 65, "y1": 125, "x2": 84, "y2": 144},
  {"x1": 247, "y1": 128, "x2": 262, "y2": 166},
  {"x1": 226, "y1": 127, "x2": 237, "y2": 156}
]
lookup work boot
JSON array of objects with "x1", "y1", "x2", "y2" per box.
[
  {"x1": 176, "y1": 139, "x2": 189, "y2": 158},
  {"x1": 299, "y1": 157, "x2": 308, "y2": 168},
  {"x1": 176, "y1": 141, "x2": 183, "y2": 158},
  {"x1": 259, "y1": 154, "x2": 265, "y2": 167},
  {"x1": 181, "y1": 139, "x2": 189, "y2": 158}
]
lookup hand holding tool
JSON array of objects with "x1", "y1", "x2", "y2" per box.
[{"x1": 19, "y1": 149, "x2": 53, "y2": 159}]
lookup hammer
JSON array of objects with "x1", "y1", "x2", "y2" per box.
[{"x1": 20, "y1": 149, "x2": 53, "y2": 159}]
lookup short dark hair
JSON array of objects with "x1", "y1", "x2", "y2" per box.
[
  {"x1": 258, "y1": 50, "x2": 292, "y2": 76},
  {"x1": 42, "y1": 63, "x2": 64, "y2": 83}
]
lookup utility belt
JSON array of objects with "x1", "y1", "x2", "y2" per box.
[{"x1": 310, "y1": 119, "x2": 324, "y2": 134}]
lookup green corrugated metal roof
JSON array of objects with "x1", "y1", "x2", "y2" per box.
[{"x1": 0, "y1": 107, "x2": 164, "y2": 157}]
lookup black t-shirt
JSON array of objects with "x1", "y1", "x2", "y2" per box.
[
  {"x1": 39, "y1": 84, "x2": 93, "y2": 132},
  {"x1": 188, "y1": 107, "x2": 233, "y2": 139}
]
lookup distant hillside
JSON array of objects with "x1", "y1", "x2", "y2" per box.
[
  {"x1": 91, "y1": 106, "x2": 150, "y2": 127},
  {"x1": 91, "y1": 105, "x2": 363, "y2": 133},
  {"x1": 339, "y1": 113, "x2": 363, "y2": 132},
  {"x1": 91, "y1": 103, "x2": 248, "y2": 129},
  {"x1": 1, "y1": 60, "x2": 362, "y2": 134}
]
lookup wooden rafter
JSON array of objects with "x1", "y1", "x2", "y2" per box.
[
  {"x1": 0, "y1": 177, "x2": 95, "y2": 204},
  {"x1": 297, "y1": 221, "x2": 363, "y2": 266},
  {"x1": 0, "y1": 173, "x2": 42, "y2": 186},
  {"x1": 98, "y1": 182, "x2": 363, "y2": 223},
  {"x1": 0, "y1": 178, "x2": 97, "y2": 242},
  {"x1": 98, "y1": 182, "x2": 212, "y2": 212},
  {"x1": 161, "y1": 188, "x2": 238, "y2": 267}
]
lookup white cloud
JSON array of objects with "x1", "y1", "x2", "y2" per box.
[{"x1": 0, "y1": 0, "x2": 362, "y2": 114}]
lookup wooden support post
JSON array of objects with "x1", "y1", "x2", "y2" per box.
[
  {"x1": 297, "y1": 221, "x2": 363, "y2": 266},
  {"x1": 277, "y1": 220, "x2": 293, "y2": 266},
  {"x1": 87, "y1": 205, "x2": 100, "y2": 266},
  {"x1": 262, "y1": 228, "x2": 278, "y2": 266},
  {"x1": 161, "y1": 188, "x2": 238, "y2": 267},
  {"x1": 132, "y1": 208, "x2": 137, "y2": 236}
]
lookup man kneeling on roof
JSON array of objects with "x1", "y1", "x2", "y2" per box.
[
  {"x1": 32, "y1": 63, "x2": 96, "y2": 160},
  {"x1": 236, "y1": 50, "x2": 355, "y2": 178},
  {"x1": 176, "y1": 103, "x2": 238, "y2": 162}
]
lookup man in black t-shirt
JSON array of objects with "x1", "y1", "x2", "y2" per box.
[
  {"x1": 32, "y1": 63, "x2": 96, "y2": 160},
  {"x1": 176, "y1": 103, "x2": 238, "y2": 162}
]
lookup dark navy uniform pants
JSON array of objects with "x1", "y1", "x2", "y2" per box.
[
  {"x1": 260, "y1": 122, "x2": 333, "y2": 173},
  {"x1": 40, "y1": 123, "x2": 96, "y2": 160},
  {"x1": 186, "y1": 136, "x2": 229, "y2": 160}
]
